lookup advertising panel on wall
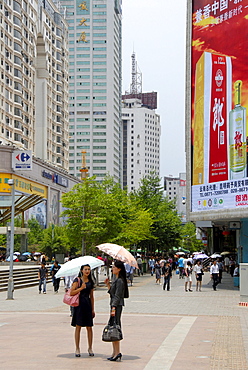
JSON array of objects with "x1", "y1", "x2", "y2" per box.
[{"x1": 191, "y1": 0, "x2": 248, "y2": 212}]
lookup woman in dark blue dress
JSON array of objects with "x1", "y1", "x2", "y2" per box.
[{"x1": 70, "y1": 264, "x2": 95, "y2": 357}]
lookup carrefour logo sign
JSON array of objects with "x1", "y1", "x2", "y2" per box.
[
  {"x1": 16, "y1": 152, "x2": 30, "y2": 162},
  {"x1": 12, "y1": 150, "x2": 32, "y2": 170}
]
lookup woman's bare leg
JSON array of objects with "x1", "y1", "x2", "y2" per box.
[
  {"x1": 86, "y1": 326, "x2": 93, "y2": 351},
  {"x1": 112, "y1": 341, "x2": 120, "y2": 357},
  {"x1": 75, "y1": 325, "x2": 81, "y2": 353}
]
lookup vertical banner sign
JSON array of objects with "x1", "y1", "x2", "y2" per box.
[{"x1": 191, "y1": 0, "x2": 248, "y2": 212}]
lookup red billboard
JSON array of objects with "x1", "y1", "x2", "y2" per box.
[{"x1": 191, "y1": 0, "x2": 248, "y2": 212}]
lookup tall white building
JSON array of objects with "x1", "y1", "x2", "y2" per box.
[
  {"x1": 164, "y1": 173, "x2": 186, "y2": 223},
  {"x1": 122, "y1": 97, "x2": 161, "y2": 191},
  {"x1": 61, "y1": 0, "x2": 123, "y2": 182},
  {"x1": 0, "y1": 0, "x2": 69, "y2": 169}
]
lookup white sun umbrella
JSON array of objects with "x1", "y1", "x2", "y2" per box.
[
  {"x1": 55, "y1": 256, "x2": 104, "y2": 278},
  {"x1": 193, "y1": 253, "x2": 208, "y2": 260},
  {"x1": 211, "y1": 253, "x2": 222, "y2": 259},
  {"x1": 95, "y1": 243, "x2": 139, "y2": 269}
]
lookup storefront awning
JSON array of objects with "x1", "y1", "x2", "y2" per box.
[{"x1": 0, "y1": 194, "x2": 44, "y2": 224}]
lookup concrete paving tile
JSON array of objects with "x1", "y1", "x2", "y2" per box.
[{"x1": 0, "y1": 268, "x2": 247, "y2": 369}]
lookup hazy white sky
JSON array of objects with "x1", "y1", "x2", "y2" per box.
[{"x1": 122, "y1": 0, "x2": 187, "y2": 178}]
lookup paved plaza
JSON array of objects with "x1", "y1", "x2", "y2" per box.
[{"x1": 0, "y1": 268, "x2": 248, "y2": 369}]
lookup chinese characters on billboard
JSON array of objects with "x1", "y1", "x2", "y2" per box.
[{"x1": 191, "y1": 0, "x2": 248, "y2": 211}]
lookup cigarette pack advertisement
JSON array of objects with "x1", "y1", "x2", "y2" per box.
[{"x1": 191, "y1": 0, "x2": 248, "y2": 212}]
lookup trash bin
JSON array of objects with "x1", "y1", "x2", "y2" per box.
[{"x1": 143, "y1": 262, "x2": 146, "y2": 273}]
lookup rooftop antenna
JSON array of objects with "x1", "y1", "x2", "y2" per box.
[{"x1": 130, "y1": 52, "x2": 142, "y2": 95}]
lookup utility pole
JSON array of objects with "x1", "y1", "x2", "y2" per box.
[{"x1": 7, "y1": 179, "x2": 15, "y2": 300}]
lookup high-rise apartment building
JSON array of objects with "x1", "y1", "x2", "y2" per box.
[
  {"x1": 60, "y1": 0, "x2": 123, "y2": 182},
  {"x1": 164, "y1": 173, "x2": 186, "y2": 223},
  {"x1": 122, "y1": 97, "x2": 161, "y2": 191},
  {"x1": 0, "y1": 0, "x2": 69, "y2": 169}
]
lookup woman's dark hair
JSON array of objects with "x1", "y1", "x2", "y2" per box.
[
  {"x1": 114, "y1": 260, "x2": 129, "y2": 299},
  {"x1": 187, "y1": 261, "x2": 192, "y2": 267},
  {"x1": 78, "y1": 264, "x2": 95, "y2": 288}
]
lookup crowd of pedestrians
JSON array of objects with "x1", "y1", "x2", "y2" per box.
[{"x1": 135, "y1": 252, "x2": 238, "y2": 293}]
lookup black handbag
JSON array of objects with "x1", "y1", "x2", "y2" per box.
[{"x1": 102, "y1": 319, "x2": 123, "y2": 342}]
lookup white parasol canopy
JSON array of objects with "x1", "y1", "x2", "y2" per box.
[
  {"x1": 55, "y1": 256, "x2": 104, "y2": 278},
  {"x1": 95, "y1": 243, "x2": 138, "y2": 269}
]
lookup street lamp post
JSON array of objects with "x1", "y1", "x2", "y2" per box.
[
  {"x1": 7, "y1": 179, "x2": 15, "y2": 300},
  {"x1": 82, "y1": 206, "x2": 85, "y2": 256}
]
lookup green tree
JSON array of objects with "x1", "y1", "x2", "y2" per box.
[
  {"x1": 132, "y1": 171, "x2": 164, "y2": 212},
  {"x1": 27, "y1": 218, "x2": 44, "y2": 249},
  {"x1": 61, "y1": 176, "x2": 155, "y2": 253},
  {"x1": 61, "y1": 177, "x2": 114, "y2": 253},
  {"x1": 40, "y1": 224, "x2": 70, "y2": 258},
  {"x1": 0, "y1": 234, "x2": 6, "y2": 247},
  {"x1": 132, "y1": 172, "x2": 182, "y2": 253},
  {"x1": 180, "y1": 222, "x2": 203, "y2": 252},
  {"x1": 111, "y1": 202, "x2": 154, "y2": 247}
]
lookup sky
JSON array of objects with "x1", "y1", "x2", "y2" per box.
[{"x1": 121, "y1": 0, "x2": 187, "y2": 178}]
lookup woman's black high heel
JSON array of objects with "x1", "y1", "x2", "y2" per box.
[
  {"x1": 109, "y1": 353, "x2": 122, "y2": 361},
  {"x1": 88, "y1": 349, "x2": 94, "y2": 357}
]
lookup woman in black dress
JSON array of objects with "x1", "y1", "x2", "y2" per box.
[
  {"x1": 104, "y1": 260, "x2": 129, "y2": 362},
  {"x1": 70, "y1": 264, "x2": 95, "y2": 357}
]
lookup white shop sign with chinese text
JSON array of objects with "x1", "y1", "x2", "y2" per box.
[{"x1": 192, "y1": 177, "x2": 248, "y2": 211}]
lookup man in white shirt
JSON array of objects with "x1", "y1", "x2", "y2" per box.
[{"x1": 210, "y1": 260, "x2": 219, "y2": 291}]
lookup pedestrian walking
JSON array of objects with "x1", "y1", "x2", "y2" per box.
[
  {"x1": 104, "y1": 260, "x2": 129, "y2": 362},
  {"x1": 233, "y1": 264, "x2": 239, "y2": 277},
  {"x1": 125, "y1": 263, "x2": 135, "y2": 286},
  {"x1": 162, "y1": 261, "x2": 172, "y2": 291},
  {"x1": 178, "y1": 255, "x2": 185, "y2": 279},
  {"x1": 210, "y1": 260, "x2": 219, "y2": 291},
  {"x1": 224, "y1": 255, "x2": 230, "y2": 272},
  {"x1": 50, "y1": 260, "x2": 61, "y2": 293},
  {"x1": 184, "y1": 261, "x2": 193, "y2": 292},
  {"x1": 70, "y1": 264, "x2": 95, "y2": 357},
  {"x1": 155, "y1": 260, "x2": 161, "y2": 285},
  {"x1": 136, "y1": 256, "x2": 143, "y2": 276},
  {"x1": 217, "y1": 259, "x2": 223, "y2": 283},
  {"x1": 230, "y1": 258, "x2": 236, "y2": 277},
  {"x1": 148, "y1": 257, "x2": 155, "y2": 276},
  {"x1": 40, "y1": 254, "x2": 46, "y2": 264},
  {"x1": 38, "y1": 262, "x2": 48, "y2": 294},
  {"x1": 194, "y1": 260, "x2": 203, "y2": 291}
]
